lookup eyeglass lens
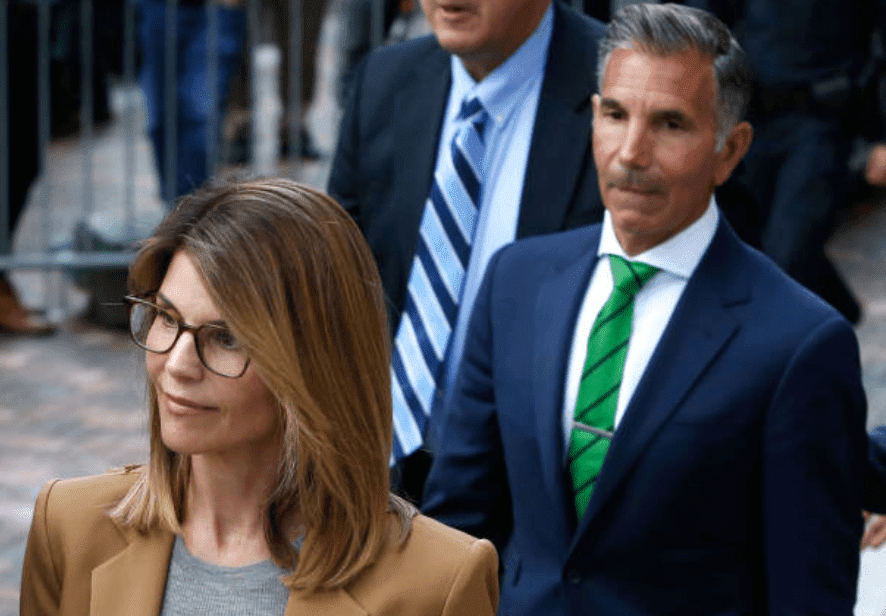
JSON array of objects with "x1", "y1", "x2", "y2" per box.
[{"x1": 129, "y1": 302, "x2": 248, "y2": 377}]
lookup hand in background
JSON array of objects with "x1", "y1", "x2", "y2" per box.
[
  {"x1": 861, "y1": 511, "x2": 886, "y2": 549},
  {"x1": 864, "y1": 144, "x2": 886, "y2": 186}
]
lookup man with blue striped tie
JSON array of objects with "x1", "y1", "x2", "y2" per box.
[{"x1": 328, "y1": 0, "x2": 606, "y2": 501}]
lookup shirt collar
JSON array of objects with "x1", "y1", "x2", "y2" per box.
[
  {"x1": 598, "y1": 196, "x2": 720, "y2": 279},
  {"x1": 449, "y1": 2, "x2": 554, "y2": 127}
]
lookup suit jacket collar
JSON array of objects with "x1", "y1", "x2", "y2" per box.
[
  {"x1": 90, "y1": 523, "x2": 368, "y2": 616},
  {"x1": 393, "y1": 44, "x2": 451, "y2": 258},
  {"x1": 567, "y1": 219, "x2": 753, "y2": 552},
  {"x1": 533, "y1": 225, "x2": 603, "y2": 531},
  {"x1": 517, "y1": 2, "x2": 600, "y2": 237}
]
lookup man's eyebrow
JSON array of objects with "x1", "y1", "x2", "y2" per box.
[
  {"x1": 653, "y1": 109, "x2": 691, "y2": 123},
  {"x1": 598, "y1": 97, "x2": 623, "y2": 109}
]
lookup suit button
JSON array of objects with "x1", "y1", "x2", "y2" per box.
[{"x1": 567, "y1": 568, "x2": 582, "y2": 584}]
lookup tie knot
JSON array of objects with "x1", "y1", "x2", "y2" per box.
[
  {"x1": 608, "y1": 254, "x2": 658, "y2": 298},
  {"x1": 457, "y1": 97, "x2": 485, "y2": 121},
  {"x1": 457, "y1": 97, "x2": 489, "y2": 139}
]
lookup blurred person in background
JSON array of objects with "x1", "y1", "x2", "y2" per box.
[
  {"x1": 139, "y1": 0, "x2": 246, "y2": 203},
  {"x1": 680, "y1": 0, "x2": 880, "y2": 324},
  {"x1": 1, "y1": 0, "x2": 54, "y2": 335},
  {"x1": 19, "y1": 178, "x2": 498, "y2": 615},
  {"x1": 225, "y1": 0, "x2": 328, "y2": 162}
]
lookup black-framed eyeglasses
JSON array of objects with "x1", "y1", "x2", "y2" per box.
[{"x1": 124, "y1": 296, "x2": 251, "y2": 378}]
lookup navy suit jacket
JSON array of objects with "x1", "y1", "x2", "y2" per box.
[
  {"x1": 423, "y1": 218, "x2": 868, "y2": 615},
  {"x1": 327, "y1": 2, "x2": 606, "y2": 331}
]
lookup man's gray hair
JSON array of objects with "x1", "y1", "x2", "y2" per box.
[{"x1": 597, "y1": 3, "x2": 752, "y2": 150}]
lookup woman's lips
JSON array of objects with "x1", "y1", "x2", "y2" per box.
[{"x1": 162, "y1": 392, "x2": 216, "y2": 414}]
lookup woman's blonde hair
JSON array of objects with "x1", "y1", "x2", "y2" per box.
[{"x1": 110, "y1": 177, "x2": 415, "y2": 591}]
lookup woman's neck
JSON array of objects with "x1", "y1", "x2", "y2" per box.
[{"x1": 182, "y1": 453, "x2": 281, "y2": 567}]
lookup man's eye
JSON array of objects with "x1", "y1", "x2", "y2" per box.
[{"x1": 661, "y1": 117, "x2": 685, "y2": 130}]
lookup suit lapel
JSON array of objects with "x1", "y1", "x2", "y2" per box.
[
  {"x1": 393, "y1": 46, "x2": 451, "y2": 264},
  {"x1": 90, "y1": 525, "x2": 174, "y2": 615},
  {"x1": 533, "y1": 226, "x2": 601, "y2": 522},
  {"x1": 571, "y1": 222, "x2": 752, "y2": 546},
  {"x1": 517, "y1": 3, "x2": 599, "y2": 237}
]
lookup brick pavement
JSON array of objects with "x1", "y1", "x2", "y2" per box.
[{"x1": 2, "y1": 6, "x2": 886, "y2": 616}]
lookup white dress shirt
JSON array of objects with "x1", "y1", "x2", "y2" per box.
[{"x1": 562, "y1": 198, "x2": 720, "y2": 449}]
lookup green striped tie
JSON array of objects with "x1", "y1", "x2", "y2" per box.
[{"x1": 569, "y1": 254, "x2": 659, "y2": 518}]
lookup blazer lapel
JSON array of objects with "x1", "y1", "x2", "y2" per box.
[
  {"x1": 571, "y1": 222, "x2": 751, "y2": 545},
  {"x1": 393, "y1": 46, "x2": 451, "y2": 261},
  {"x1": 533, "y1": 226, "x2": 601, "y2": 522},
  {"x1": 517, "y1": 3, "x2": 599, "y2": 237},
  {"x1": 90, "y1": 526, "x2": 174, "y2": 615}
]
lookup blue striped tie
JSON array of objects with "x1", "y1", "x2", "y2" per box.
[{"x1": 390, "y1": 97, "x2": 489, "y2": 462}]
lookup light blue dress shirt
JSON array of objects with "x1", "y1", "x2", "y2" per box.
[{"x1": 430, "y1": 3, "x2": 555, "y2": 419}]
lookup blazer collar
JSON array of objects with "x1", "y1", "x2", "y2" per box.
[
  {"x1": 90, "y1": 523, "x2": 369, "y2": 616},
  {"x1": 90, "y1": 524, "x2": 174, "y2": 615},
  {"x1": 570, "y1": 220, "x2": 752, "y2": 550}
]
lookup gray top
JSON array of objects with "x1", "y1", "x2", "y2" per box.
[{"x1": 159, "y1": 535, "x2": 292, "y2": 616}]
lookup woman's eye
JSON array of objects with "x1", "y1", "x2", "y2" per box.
[
  {"x1": 209, "y1": 328, "x2": 241, "y2": 351},
  {"x1": 159, "y1": 310, "x2": 178, "y2": 328}
]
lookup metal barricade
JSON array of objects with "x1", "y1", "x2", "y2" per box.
[{"x1": 0, "y1": 0, "x2": 401, "y2": 322}]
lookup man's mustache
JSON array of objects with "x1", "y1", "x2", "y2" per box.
[{"x1": 607, "y1": 168, "x2": 666, "y2": 195}]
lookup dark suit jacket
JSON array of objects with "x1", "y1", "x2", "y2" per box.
[
  {"x1": 423, "y1": 218, "x2": 868, "y2": 615},
  {"x1": 327, "y1": 1, "x2": 606, "y2": 330},
  {"x1": 20, "y1": 468, "x2": 499, "y2": 616}
]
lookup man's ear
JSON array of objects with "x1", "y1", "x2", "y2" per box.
[
  {"x1": 714, "y1": 120, "x2": 753, "y2": 187},
  {"x1": 591, "y1": 94, "x2": 601, "y2": 118}
]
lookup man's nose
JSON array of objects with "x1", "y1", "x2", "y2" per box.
[{"x1": 617, "y1": 120, "x2": 652, "y2": 169}]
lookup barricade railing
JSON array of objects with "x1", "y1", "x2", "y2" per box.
[{"x1": 0, "y1": 0, "x2": 397, "y2": 319}]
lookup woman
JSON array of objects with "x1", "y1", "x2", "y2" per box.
[{"x1": 20, "y1": 178, "x2": 498, "y2": 615}]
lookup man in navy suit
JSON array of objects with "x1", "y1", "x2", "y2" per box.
[
  {"x1": 423, "y1": 5, "x2": 868, "y2": 614},
  {"x1": 328, "y1": 0, "x2": 605, "y2": 501}
]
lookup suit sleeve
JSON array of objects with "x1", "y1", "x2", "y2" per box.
[
  {"x1": 20, "y1": 480, "x2": 62, "y2": 616},
  {"x1": 327, "y1": 55, "x2": 368, "y2": 229},
  {"x1": 866, "y1": 426, "x2": 886, "y2": 512},
  {"x1": 422, "y1": 250, "x2": 513, "y2": 551},
  {"x1": 440, "y1": 539, "x2": 499, "y2": 616},
  {"x1": 763, "y1": 316, "x2": 867, "y2": 616}
]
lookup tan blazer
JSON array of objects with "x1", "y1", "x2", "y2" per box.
[{"x1": 20, "y1": 469, "x2": 498, "y2": 616}]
